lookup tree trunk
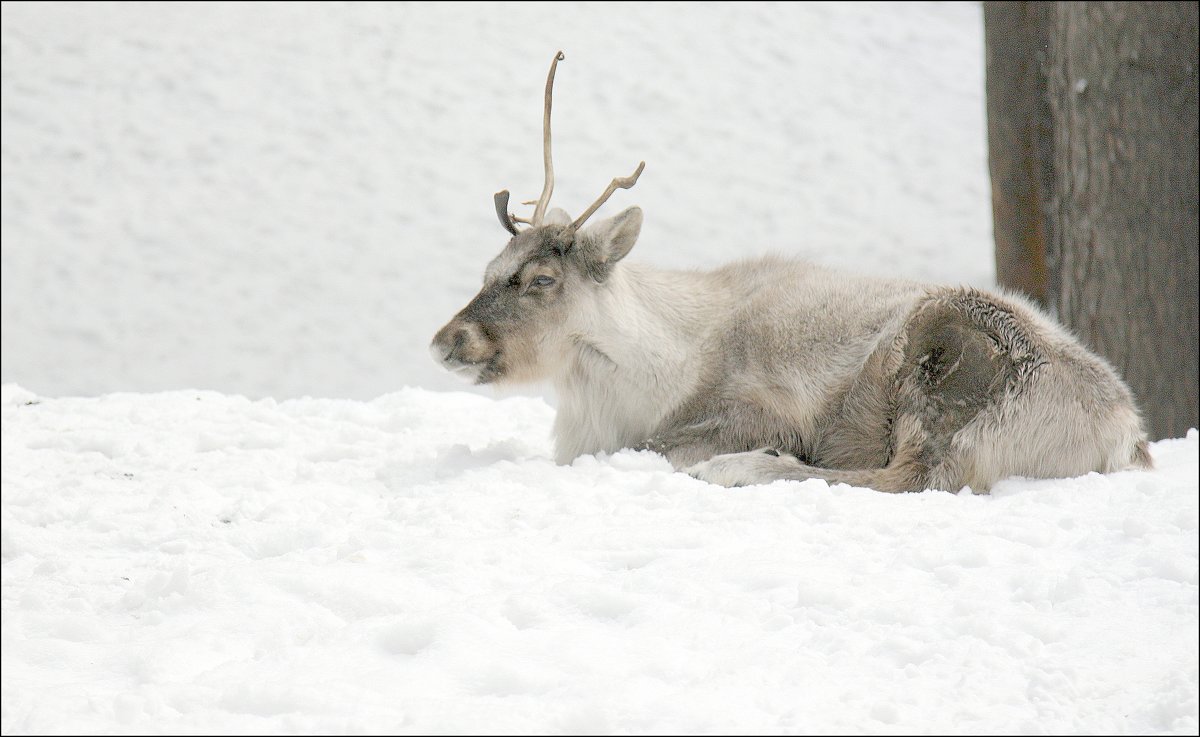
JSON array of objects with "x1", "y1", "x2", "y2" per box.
[
  {"x1": 985, "y1": 1, "x2": 1199, "y2": 440},
  {"x1": 984, "y1": 1, "x2": 1051, "y2": 306}
]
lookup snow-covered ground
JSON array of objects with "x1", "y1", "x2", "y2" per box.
[
  {"x1": 4, "y1": 3, "x2": 1197, "y2": 734},
  {"x1": 2, "y1": 384, "x2": 1197, "y2": 734},
  {"x1": 2, "y1": 1, "x2": 992, "y2": 400}
]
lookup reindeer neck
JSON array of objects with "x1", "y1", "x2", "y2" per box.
[{"x1": 551, "y1": 263, "x2": 726, "y2": 463}]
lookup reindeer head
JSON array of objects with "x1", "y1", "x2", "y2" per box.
[{"x1": 431, "y1": 52, "x2": 645, "y2": 385}]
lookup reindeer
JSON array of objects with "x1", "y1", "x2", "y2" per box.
[{"x1": 431, "y1": 51, "x2": 1152, "y2": 492}]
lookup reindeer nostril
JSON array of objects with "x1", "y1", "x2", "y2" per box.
[
  {"x1": 445, "y1": 330, "x2": 466, "y2": 361},
  {"x1": 439, "y1": 328, "x2": 469, "y2": 363}
]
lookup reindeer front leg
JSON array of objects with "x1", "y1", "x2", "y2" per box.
[
  {"x1": 686, "y1": 448, "x2": 930, "y2": 493},
  {"x1": 685, "y1": 448, "x2": 807, "y2": 486}
]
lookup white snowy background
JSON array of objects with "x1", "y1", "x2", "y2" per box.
[
  {"x1": 2, "y1": 2, "x2": 1197, "y2": 735},
  {"x1": 2, "y1": 0, "x2": 992, "y2": 400}
]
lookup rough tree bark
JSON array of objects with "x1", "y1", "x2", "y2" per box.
[
  {"x1": 985, "y1": 1, "x2": 1199, "y2": 441},
  {"x1": 984, "y1": 1, "x2": 1051, "y2": 306}
]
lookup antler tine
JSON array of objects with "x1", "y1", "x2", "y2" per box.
[
  {"x1": 531, "y1": 51, "x2": 565, "y2": 227},
  {"x1": 493, "y1": 190, "x2": 519, "y2": 236},
  {"x1": 570, "y1": 161, "x2": 646, "y2": 231}
]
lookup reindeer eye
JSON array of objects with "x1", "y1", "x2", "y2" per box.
[{"x1": 531, "y1": 275, "x2": 556, "y2": 288}]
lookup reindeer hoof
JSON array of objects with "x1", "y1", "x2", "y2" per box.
[{"x1": 686, "y1": 448, "x2": 800, "y2": 487}]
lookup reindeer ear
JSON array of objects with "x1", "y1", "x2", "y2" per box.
[
  {"x1": 578, "y1": 206, "x2": 642, "y2": 281},
  {"x1": 544, "y1": 207, "x2": 573, "y2": 227}
]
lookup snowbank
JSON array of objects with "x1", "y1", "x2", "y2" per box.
[{"x1": 3, "y1": 384, "x2": 1196, "y2": 733}]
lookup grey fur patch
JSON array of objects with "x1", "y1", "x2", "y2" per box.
[{"x1": 898, "y1": 296, "x2": 1020, "y2": 475}]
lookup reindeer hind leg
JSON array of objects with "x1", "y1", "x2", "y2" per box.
[{"x1": 688, "y1": 293, "x2": 1022, "y2": 492}]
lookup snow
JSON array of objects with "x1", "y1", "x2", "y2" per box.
[
  {"x1": 2, "y1": 384, "x2": 1197, "y2": 734},
  {"x1": 2, "y1": 1, "x2": 991, "y2": 400},
  {"x1": 3, "y1": 2, "x2": 1197, "y2": 734}
]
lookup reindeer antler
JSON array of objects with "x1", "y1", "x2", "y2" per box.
[
  {"x1": 530, "y1": 51, "x2": 565, "y2": 227},
  {"x1": 570, "y1": 161, "x2": 646, "y2": 231},
  {"x1": 493, "y1": 190, "x2": 519, "y2": 235},
  {"x1": 492, "y1": 51, "x2": 564, "y2": 235},
  {"x1": 491, "y1": 51, "x2": 645, "y2": 235}
]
